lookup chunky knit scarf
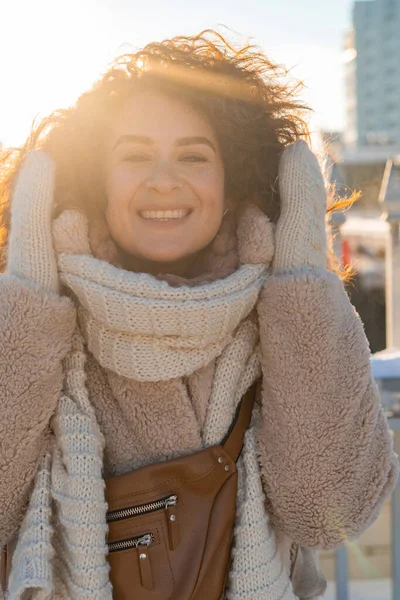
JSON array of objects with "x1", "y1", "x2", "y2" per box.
[{"x1": 7, "y1": 207, "x2": 297, "y2": 600}]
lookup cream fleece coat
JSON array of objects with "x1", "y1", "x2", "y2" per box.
[{"x1": 0, "y1": 210, "x2": 398, "y2": 598}]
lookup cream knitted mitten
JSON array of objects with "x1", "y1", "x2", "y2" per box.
[
  {"x1": 7, "y1": 150, "x2": 59, "y2": 292},
  {"x1": 273, "y1": 140, "x2": 328, "y2": 273}
]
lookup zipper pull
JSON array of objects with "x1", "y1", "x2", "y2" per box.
[
  {"x1": 165, "y1": 495, "x2": 180, "y2": 551},
  {"x1": 137, "y1": 535, "x2": 153, "y2": 590}
]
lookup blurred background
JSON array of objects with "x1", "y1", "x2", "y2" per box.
[{"x1": 2, "y1": 1, "x2": 400, "y2": 598}]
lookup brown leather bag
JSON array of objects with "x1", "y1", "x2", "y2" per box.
[
  {"x1": 105, "y1": 382, "x2": 257, "y2": 600},
  {"x1": 0, "y1": 383, "x2": 257, "y2": 598}
]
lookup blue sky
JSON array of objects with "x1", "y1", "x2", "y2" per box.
[{"x1": 0, "y1": 0, "x2": 356, "y2": 147}]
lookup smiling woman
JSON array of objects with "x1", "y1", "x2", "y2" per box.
[{"x1": 0, "y1": 29, "x2": 397, "y2": 600}]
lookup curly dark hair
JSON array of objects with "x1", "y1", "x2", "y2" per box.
[{"x1": 0, "y1": 30, "x2": 355, "y2": 276}]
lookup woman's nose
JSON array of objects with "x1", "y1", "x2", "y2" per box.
[{"x1": 145, "y1": 161, "x2": 183, "y2": 194}]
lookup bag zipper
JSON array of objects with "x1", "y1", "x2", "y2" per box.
[
  {"x1": 108, "y1": 533, "x2": 154, "y2": 590},
  {"x1": 106, "y1": 494, "x2": 177, "y2": 523},
  {"x1": 107, "y1": 493, "x2": 180, "y2": 551},
  {"x1": 108, "y1": 532, "x2": 154, "y2": 553}
]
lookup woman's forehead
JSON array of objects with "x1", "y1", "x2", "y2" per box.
[{"x1": 108, "y1": 90, "x2": 218, "y2": 144}]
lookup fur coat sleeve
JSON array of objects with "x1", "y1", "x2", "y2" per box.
[
  {"x1": 257, "y1": 266, "x2": 399, "y2": 550},
  {"x1": 0, "y1": 275, "x2": 76, "y2": 544}
]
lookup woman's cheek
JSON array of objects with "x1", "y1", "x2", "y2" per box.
[
  {"x1": 190, "y1": 169, "x2": 224, "y2": 203},
  {"x1": 107, "y1": 167, "x2": 140, "y2": 209}
]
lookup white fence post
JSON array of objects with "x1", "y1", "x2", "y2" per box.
[{"x1": 379, "y1": 157, "x2": 400, "y2": 349}]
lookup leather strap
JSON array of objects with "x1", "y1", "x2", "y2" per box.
[{"x1": 221, "y1": 380, "x2": 259, "y2": 463}]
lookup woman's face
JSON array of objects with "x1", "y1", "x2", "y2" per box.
[{"x1": 104, "y1": 90, "x2": 225, "y2": 266}]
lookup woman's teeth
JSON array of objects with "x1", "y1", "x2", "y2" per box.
[{"x1": 139, "y1": 209, "x2": 191, "y2": 221}]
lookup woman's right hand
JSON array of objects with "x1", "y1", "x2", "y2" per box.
[{"x1": 6, "y1": 150, "x2": 59, "y2": 292}]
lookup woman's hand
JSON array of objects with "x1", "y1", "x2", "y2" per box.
[
  {"x1": 273, "y1": 140, "x2": 327, "y2": 273},
  {"x1": 7, "y1": 150, "x2": 60, "y2": 292}
]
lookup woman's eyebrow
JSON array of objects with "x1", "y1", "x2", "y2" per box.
[
  {"x1": 175, "y1": 136, "x2": 216, "y2": 151},
  {"x1": 113, "y1": 135, "x2": 216, "y2": 152},
  {"x1": 113, "y1": 135, "x2": 153, "y2": 149}
]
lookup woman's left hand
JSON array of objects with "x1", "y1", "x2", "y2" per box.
[{"x1": 273, "y1": 140, "x2": 328, "y2": 273}]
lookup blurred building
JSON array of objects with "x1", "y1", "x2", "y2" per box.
[
  {"x1": 338, "y1": 0, "x2": 400, "y2": 213},
  {"x1": 344, "y1": 0, "x2": 400, "y2": 151}
]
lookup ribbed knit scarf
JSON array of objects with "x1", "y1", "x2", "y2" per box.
[
  {"x1": 7, "y1": 207, "x2": 297, "y2": 600},
  {"x1": 58, "y1": 253, "x2": 267, "y2": 381}
]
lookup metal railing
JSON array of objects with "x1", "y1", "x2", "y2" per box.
[{"x1": 334, "y1": 419, "x2": 400, "y2": 600}]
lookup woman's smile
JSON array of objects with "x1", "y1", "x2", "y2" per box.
[
  {"x1": 139, "y1": 208, "x2": 192, "y2": 221},
  {"x1": 137, "y1": 207, "x2": 194, "y2": 229}
]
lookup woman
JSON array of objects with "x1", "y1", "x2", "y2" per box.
[{"x1": 0, "y1": 31, "x2": 398, "y2": 600}]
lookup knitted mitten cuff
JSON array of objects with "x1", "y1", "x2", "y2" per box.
[
  {"x1": 7, "y1": 150, "x2": 59, "y2": 292},
  {"x1": 273, "y1": 141, "x2": 328, "y2": 273}
]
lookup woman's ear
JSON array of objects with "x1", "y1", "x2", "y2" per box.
[{"x1": 237, "y1": 204, "x2": 275, "y2": 266}]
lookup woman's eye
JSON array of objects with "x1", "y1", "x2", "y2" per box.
[{"x1": 180, "y1": 154, "x2": 208, "y2": 163}]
